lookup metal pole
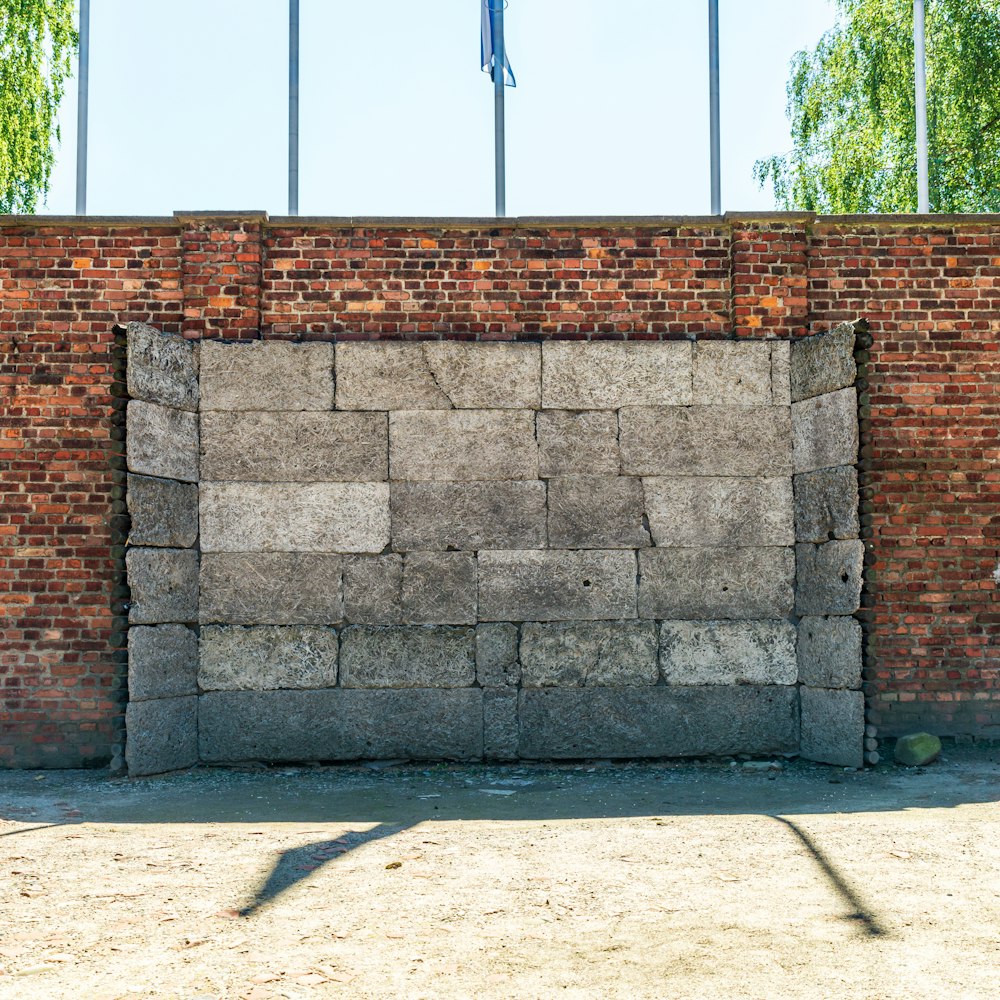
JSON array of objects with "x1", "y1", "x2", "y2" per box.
[
  {"x1": 76, "y1": 0, "x2": 90, "y2": 215},
  {"x1": 493, "y1": 1, "x2": 506, "y2": 216},
  {"x1": 288, "y1": 0, "x2": 300, "y2": 215},
  {"x1": 914, "y1": 0, "x2": 929, "y2": 212},
  {"x1": 708, "y1": 0, "x2": 721, "y2": 215}
]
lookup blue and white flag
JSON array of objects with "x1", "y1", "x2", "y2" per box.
[{"x1": 481, "y1": 0, "x2": 516, "y2": 87}]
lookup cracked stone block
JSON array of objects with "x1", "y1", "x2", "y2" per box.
[
  {"x1": 478, "y1": 550, "x2": 637, "y2": 622},
  {"x1": 790, "y1": 323, "x2": 857, "y2": 402},
  {"x1": 126, "y1": 322, "x2": 198, "y2": 411},
  {"x1": 643, "y1": 477, "x2": 793, "y2": 547},
  {"x1": 127, "y1": 474, "x2": 198, "y2": 548},
  {"x1": 692, "y1": 341, "x2": 772, "y2": 405},
  {"x1": 520, "y1": 621, "x2": 658, "y2": 687},
  {"x1": 200, "y1": 340, "x2": 334, "y2": 411},
  {"x1": 483, "y1": 688, "x2": 518, "y2": 760},
  {"x1": 389, "y1": 410, "x2": 538, "y2": 481},
  {"x1": 795, "y1": 540, "x2": 864, "y2": 616},
  {"x1": 390, "y1": 481, "x2": 546, "y2": 551},
  {"x1": 794, "y1": 466, "x2": 860, "y2": 542},
  {"x1": 800, "y1": 687, "x2": 864, "y2": 768},
  {"x1": 547, "y1": 477, "x2": 650, "y2": 549},
  {"x1": 792, "y1": 388, "x2": 859, "y2": 474},
  {"x1": 127, "y1": 547, "x2": 199, "y2": 624},
  {"x1": 620, "y1": 406, "x2": 792, "y2": 477},
  {"x1": 402, "y1": 552, "x2": 477, "y2": 625},
  {"x1": 339, "y1": 625, "x2": 476, "y2": 688},
  {"x1": 476, "y1": 623, "x2": 520, "y2": 687},
  {"x1": 639, "y1": 547, "x2": 794, "y2": 620},
  {"x1": 127, "y1": 624, "x2": 198, "y2": 701},
  {"x1": 343, "y1": 555, "x2": 403, "y2": 624},
  {"x1": 537, "y1": 410, "x2": 620, "y2": 477},
  {"x1": 770, "y1": 341, "x2": 792, "y2": 405},
  {"x1": 518, "y1": 685, "x2": 798, "y2": 759},
  {"x1": 658, "y1": 620, "x2": 797, "y2": 686},
  {"x1": 199, "y1": 553, "x2": 343, "y2": 625},
  {"x1": 541, "y1": 341, "x2": 692, "y2": 409},
  {"x1": 797, "y1": 616, "x2": 863, "y2": 689},
  {"x1": 199, "y1": 482, "x2": 389, "y2": 553},
  {"x1": 201, "y1": 411, "x2": 387, "y2": 481},
  {"x1": 127, "y1": 401, "x2": 198, "y2": 483},
  {"x1": 199, "y1": 625, "x2": 339, "y2": 691},
  {"x1": 125, "y1": 695, "x2": 198, "y2": 776}
]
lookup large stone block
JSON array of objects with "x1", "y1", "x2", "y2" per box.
[
  {"x1": 770, "y1": 341, "x2": 792, "y2": 405},
  {"x1": 793, "y1": 465, "x2": 860, "y2": 543},
  {"x1": 797, "y1": 616, "x2": 863, "y2": 689},
  {"x1": 792, "y1": 387, "x2": 858, "y2": 474},
  {"x1": 800, "y1": 687, "x2": 864, "y2": 768},
  {"x1": 199, "y1": 482, "x2": 389, "y2": 553},
  {"x1": 127, "y1": 474, "x2": 198, "y2": 548},
  {"x1": 201, "y1": 688, "x2": 484, "y2": 761},
  {"x1": 127, "y1": 401, "x2": 198, "y2": 483},
  {"x1": 547, "y1": 477, "x2": 650, "y2": 549},
  {"x1": 401, "y1": 552, "x2": 477, "y2": 625},
  {"x1": 200, "y1": 411, "x2": 387, "y2": 481},
  {"x1": 343, "y1": 555, "x2": 403, "y2": 624},
  {"x1": 126, "y1": 322, "x2": 198, "y2": 411},
  {"x1": 128, "y1": 624, "x2": 198, "y2": 702},
  {"x1": 478, "y1": 550, "x2": 637, "y2": 622},
  {"x1": 476, "y1": 623, "x2": 520, "y2": 687},
  {"x1": 658, "y1": 620, "x2": 797, "y2": 686},
  {"x1": 536, "y1": 410, "x2": 620, "y2": 477},
  {"x1": 390, "y1": 481, "x2": 546, "y2": 551},
  {"x1": 483, "y1": 688, "x2": 518, "y2": 761},
  {"x1": 790, "y1": 323, "x2": 857, "y2": 402},
  {"x1": 127, "y1": 547, "x2": 199, "y2": 624},
  {"x1": 692, "y1": 341, "x2": 772, "y2": 405},
  {"x1": 520, "y1": 621, "x2": 658, "y2": 687},
  {"x1": 199, "y1": 625, "x2": 338, "y2": 691},
  {"x1": 200, "y1": 340, "x2": 334, "y2": 411},
  {"x1": 795, "y1": 540, "x2": 864, "y2": 616},
  {"x1": 639, "y1": 547, "x2": 794, "y2": 619},
  {"x1": 619, "y1": 406, "x2": 792, "y2": 477},
  {"x1": 199, "y1": 553, "x2": 343, "y2": 625},
  {"x1": 542, "y1": 342, "x2": 692, "y2": 409},
  {"x1": 518, "y1": 686, "x2": 799, "y2": 759},
  {"x1": 643, "y1": 477, "x2": 793, "y2": 547},
  {"x1": 339, "y1": 625, "x2": 476, "y2": 688},
  {"x1": 125, "y1": 695, "x2": 198, "y2": 776},
  {"x1": 389, "y1": 410, "x2": 537, "y2": 481}
]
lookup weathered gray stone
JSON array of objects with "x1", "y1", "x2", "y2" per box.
[
  {"x1": 200, "y1": 340, "x2": 334, "y2": 411},
  {"x1": 199, "y1": 553, "x2": 343, "y2": 625},
  {"x1": 401, "y1": 552, "x2": 477, "y2": 625},
  {"x1": 343, "y1": 555, "x2": 403, "y2": 624},
  {"x1": 620, "y1": 406, "x2": 792, "y2": 477},
  {"x1": 390, "y1": 482, "x2": 546, "y2": 551},
  {"x1": 795, "y1": 540, "x2": 865, "y2": 616},
  {"x1": 643, "y1": 477, "x2": 794, "y2": 547},
  {"x1": 542, "y1": 342, "x2": 692, "y2": 408},
  {"x1": 389, "y1": 410, "x2": 538, "y2": 481},
  {"x1": 126, "y1": 322, "x2": 198, "y2": 411},
  {"x1": 199, "y1": 688, "x2": 483, "y2": 761},
  {"x1": 893, "y1": 732, "x2": 942, "y2": 767},
  {"x1": 335, "y1": 343, "x2": 450, "y2": 410},
  {"x1": 639, "y1": 547, "x2": 794, "y2": 620},
  {"x1": 800, "y1": 687, "x2": 864, "y2": 768},
  {"x1": 478, "y1": 550, "x2": 637, "y2": 622},
  {"x1": 692, "y1": 342, "x2": 772, "y2": 405},
  {"x1": 790, "y1": 323, "x2": 857, "y2": 402},
  {"x1": 518, "y1": 686, "x2": 799, "y2": 758},
  {"x1": 199, "y1": 482, "x2": 390, "y2": 553},
  {"x1": 125, "y1": 695, "x2": 198, "y2": 776},
  {"x1": 127, "y1": 401, "x2": 198, "y2": 482},
  {"x1": 792, "y1": 387, "x2": 859, "y2": 473},
  {"x1": 127, "y1": 474, "x2": 198, "y2": 548},
  {"x1": 476, "y1": 623, "x2": 520, "y2": 687},
  {"x1": 547, "y1": 477, "x2": 650, "y2": 549},
  {"x1": 339, "y1": 625, "x2": 476, "y2": 688},
  {"x1": 771, "y1": 341, "x2": 792, "y2": 405},
  {"x1": 794, "y1": 466, "x2": 860, "y2": 542},
  {"x1": 520, "y1": 621, "x2": 658, "y2": 687},
  {"x1": 797, "y1": 616, "x2": 863, "y2": 688},
  {"x1": 200, "y1": 411, "x2": 387, "y2": 481},
  {"x1": 127, "y1": 547, "x2": 199, "y2": 624},
  {"x1": 199, "y1": 625, "x2": 339, "y2": 691},
  {"x1": 127, "y1": 624, "x2": 198, "y2": 701},
  {"x1": 659, "y1": 620, "x2": 797, "y2": 685},
  {"x1": 536, "y1": 410, "x2": 620, "y2": 477},
  {"x1": 483, "y1": 688, "x2": 518, "y2": 761}
]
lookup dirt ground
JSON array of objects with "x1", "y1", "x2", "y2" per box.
[{"x1": 1, "y1": 747, "x2": 998, "y2": 1000}]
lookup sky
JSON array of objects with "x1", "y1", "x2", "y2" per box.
[{"x1": 40, "y1": 0, "x2": 839, "y2": 218}]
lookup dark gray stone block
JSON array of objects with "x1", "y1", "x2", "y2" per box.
[
  {"x1": 800, "y1": 687, "x2": 864, "y2": 768},
  {"x1": 127, "y1": 547, "x2": 199, "y2": 624},
  {"x1": 127, "y1": 474, "x2": 198, "y2": 548},
  {"x1": 126, "y1": 322, "x2": 198, "y2": 411},
  {"x1": 547, "y1": 477, "x2": 651, "y2": 549},
  {"x1": 339, "y1": 625, "x2": 476, "y2": 688},
  {"x1": 483, "y1": 687, "x2": 518, "y2": 761},
  {"x1": 797, "y1": 616, "x2": 863, "y2": 688},
  {"x1": 476, "y1": 623, "x2": 520, "y2": 687},
  {"x1": 520, "y1": 621, "x2": 658, "y2": 687},
  {"x1": 795, "y1": 541, "x2": 865, "y2": 616},
  {"x1": 401, "y1": 552, "x2": 477, "y2": 625},
  {"x1": 343, "y1": 555, "x2": 403, "y2": 624},
  {"x1": 793, "y1": 466, "x2": 860, "y2": 543},
  {"x1": 128, "y1": 624, "x2": 198, "y2": 701},
  {"x1": 125, "y1": 695, "x2": 198, "y2": 776},
  {"x1": 790, "y1": 323, "x2": 857, "y2": 402},
  {"x1": 127, "y1": 401, "x2": 198, "y2": 483},
  {"x1": 658, "y1": 620, "x2": 797, "y2": 686}
]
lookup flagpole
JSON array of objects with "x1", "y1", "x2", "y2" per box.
[
  {"x1": 913, "y1": 0, "x2": 929, "y2": 212},
  {"x1": 76, "y1": 0, "x2": 90, "y2": 215},
  {"x1": 708, "y1": 0, "x2": 721, "y2": 214},
  {"x1": 288, "y1": 0, "x2": 300, "y2": 215},
  {"x1": 493, "y1": 1, "x2": 506, "y2": 216}
]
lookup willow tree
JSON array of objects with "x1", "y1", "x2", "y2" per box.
[
  {"x1": 755, "y1": 0, "x2": 1000, "y2": 213},
  {"x1": 0, "y1": 0, "x2": 77, "y2": 214}
]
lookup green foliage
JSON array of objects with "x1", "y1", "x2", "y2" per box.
[
  {"x1": 756, "y1": 0, "x2": 1000, "y2": 213},
  {"x1": 0, "y1": 0, "x2": 77, "y2": 214}
]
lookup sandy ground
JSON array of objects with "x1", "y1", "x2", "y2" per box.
[{"x1": 0, "y1": 748, "x2": 998, "y2": 1000}]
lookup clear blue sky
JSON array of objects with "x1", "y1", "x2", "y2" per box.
[{"x1": 41, "y1": 0, "x2": 838, "y2": 217}]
